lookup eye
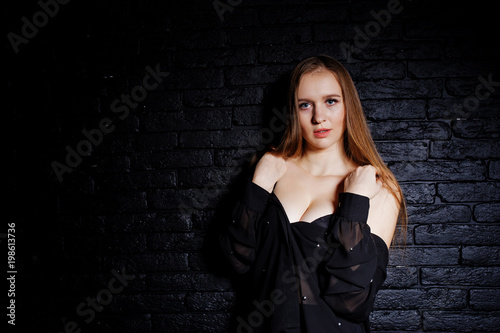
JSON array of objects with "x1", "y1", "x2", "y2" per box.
[
  {"x1": 298, "y1": 102, "x2": 311, "y2": 110},
  {"x1": 326, "y1": 98, "x2": 338, "y2": 106}
]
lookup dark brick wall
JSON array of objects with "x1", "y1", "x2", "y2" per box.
[{"x1": 8, "y1": 0, "x2": 499, "y2": 332}]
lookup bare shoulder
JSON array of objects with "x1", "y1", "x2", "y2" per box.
[{"x1": 366, "y1": 185, "x2": 400, "y2": 249}]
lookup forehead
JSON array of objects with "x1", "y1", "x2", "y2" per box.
[{"x1": 297, "y1": 70, "x2": 342, "y2": 97}]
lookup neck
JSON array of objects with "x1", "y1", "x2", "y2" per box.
[{"x1": 299, "y1": 143, "x2": 354, "y2": 177}]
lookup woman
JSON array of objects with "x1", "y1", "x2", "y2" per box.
[{"x1": 220, "y1": 55, "x2": 406, "y2": 332}]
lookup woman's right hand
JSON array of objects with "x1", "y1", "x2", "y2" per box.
[{"x1": 252, "y1": 152, "x2": 288, "y2": 193}]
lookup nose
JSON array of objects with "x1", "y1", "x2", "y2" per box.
[{"x1": 312, "y1": 105, "x2": 326, "y2": 124}]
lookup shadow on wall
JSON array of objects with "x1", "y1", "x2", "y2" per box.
[{"x1": 202, "y1": 72, "x2": 292, "y2": 331}]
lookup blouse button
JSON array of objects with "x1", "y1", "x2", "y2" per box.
[
  {"x1": 350, "y1": 247, "x2": 353, "y2": 251},
  {"x1": 338, "y1": 322, "x2": 342, "y2": 326},
  {"x1": 316, "y1": 244, "x2": 320, "y2": 247},
  {"x1": 370, "y1": 279, "x2": 373, "y2": 283},
  {"x1": 302, "y1": 296, "x2": 307, "y2": 300},
  {"x1": 232, "y1": 220, "x2": 236, "y2": 224},
  {"x1": 266, "y1": 221, "x2": 270, "y2": 224}
]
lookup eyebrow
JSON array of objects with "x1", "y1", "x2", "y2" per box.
[{"x1": 297, "y1": 94, "x2": 342, "y2": 101}]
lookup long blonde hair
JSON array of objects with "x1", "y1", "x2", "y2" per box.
[{"x1": 273, "y1": 54, "x2": 407, "y2": 244}]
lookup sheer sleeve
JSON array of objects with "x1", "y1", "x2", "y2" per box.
[
  {"x1": 219, "y1": 179, "x2": 270, "y2": 274},
  {"x1": 322, "y1": 192, "x2": 389, "y2": 322}
]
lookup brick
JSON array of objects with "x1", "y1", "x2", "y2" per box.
[
  {"x1": 415, "y1": 224, "x2": 500, "y2": 245},
  {"x1": 233, "y1": 105, "x2": 265, "y2": 126},
  {"x1": 111, "y1": 293, "x2": 186, "y2": 313},
  {"x1": 134, "y1": 133, "x2": 178, "y2": 151},
  {"x1": 214, "y1": 148, "x2": 256, "y2": 167},
  {"x1": 438, "y1": 182, "x2": 500, "y2": 202},
  {"x1": 259, "y1": 5, "x2": 348, "y2": 25},
  {"x1": 179, "y1": 129, "x2": 261, "y2": 149},
  {"x1": 363, "y1": 99, "x2": 426, "y2": 120},
  {"x1": 452, "y1": 119, "x2": 500, "y2": 139},
  {"x1": 389, "y1": 246, "x2": 459, "y2": 266},
  {"x1": 474, "y1": 202, "x2": 500, "y2": 222},
  {"x1": 258, "y1": 43, "x2": 346, "y2": 64},
  {"x1": 176, "y1": 47, "x2": 257, "y2": 68},
  {"x1": 131, "y1": 150, "x2": 213, "y2": 170},
  {"x1": 153, "y1": 313, "x2": 230, "y2": 333},
  {"x1": 228, "y1": 25, "x2": 311, "y2": 46},
  {"x1": 430, "y1": 139, "x2": 500, "y2": 159},
  {"x1": 470, "y1": 289, "x2": 500, "y2": 310},
  {"x1": 375, "y1": 141, "x2": 428, "y2": 162},
  {"x1": 111, "y1": 252, "x2": 189, "y2": 273},
  {"x1": 96, "y1": 155, "x2": 131, "y2": 174},
  {"x1": 312, "y1": 23, "x2": 354, "y2": 42},
  {"x1": 356, "y1": 79, "x2": 442, "y2": 99},
  {"x1": 175, "y1": 30, "x2": 226, "y2": 48},
  {"x1": 490, "y1": 161, "x2": 500, "y2": 179},
  {"x1": 106, "y1": 213, "x2": 192, "y2": 233},
  {"x1": 370, "y1": 310, "x2": 421, "y2": 331},
  {"x1": 375, "y1": 288, "x2": 466, "y2": 310},
  {"x1": 71, "y1": 191, "x2": 146, "y2": 214},
  {"x1": 407, "y1": 204, "x2": 471, "y2": 224},
  {"x1": 186, "y1": 291, "x2": 236, "y2": 311},
  {"x1": 383, "y1": 266, "x2": 418, "y2": 288},
  {"x1": 421, "y1": 267, "x2": 500, "y2": 286},
  {"x1": 348, "y1": 40, "x2": 443, "y2": 60},
  {"x1": 142, "y1": 90, "x2": 182, "y2": 112},
  {"x1": 225, "y1": 64, "x2": 293, "y2": 86},
  {"x1": 400, "y1": 183, "x2": 435, "y2": 204},
  {"x1": 408, "y1": 60, "x2": 495, "y2": 78},
  {"x1": 428, "y1": 97, "x2": 500, "y2": 120},
  {"x1": 147, "y1": 232, "x2": 203, "y2": 251},
  {"x1": 368, "y1": 121, "x2": 450, "y2": 140},
  {"x1": 104, "y1": 234, "x2": 147, "y2": 254},
  {"x1": 345, "y1": 61, "x2": 406, "y2": 80},
  {"x1": 142, "y1": 109, "x2": 232, "y2": 132},
  {"x1": 183, "y1": 86, "x2": 264, "y2": 107},
  {"x1": 99, "y1": 171, "x2": 177, "y2": 190},
  {"x1": 462, "y1": 246, "x2": 500, "y2": 266},
  {"x1": 148, "y1": 273, "x2": 231, "y2": 291},
  {"x1": 85, "y1": 314, "x2": 152, "y2": 332},
  {"x1": 446, "y1": 39, "x2": 500, "y2": 59},
  {"x1": 149, "y1": 187, "x2": 227, "y2": 212},
  {"x1": 178, "y1": 167, "x2": 240, "y2": 187},
  {"x1": 404, "y1": 21, "x2": 473, "y2": 38},
  {"x1": 445, "y1": 77, "x2": 479, "y2": 97},
  {"x1": 390, "y1": 161, "x2": 485, "y2": 182},
  {"x1": 423, "y1": 311, "x2": 500, "y2": 331}
]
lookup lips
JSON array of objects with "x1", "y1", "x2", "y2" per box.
[{"x1": 313, "y1": 128, "x2": 331, "y2": 138}]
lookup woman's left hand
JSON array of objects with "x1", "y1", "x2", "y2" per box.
[{"x1": 343, "y1": 165, "x2": 382, "y2": 199}]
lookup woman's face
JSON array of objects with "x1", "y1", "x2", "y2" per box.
[{"x1": 296, "y1": 69, "x2": 346, "y2": 152}]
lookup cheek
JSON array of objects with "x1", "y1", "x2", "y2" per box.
[
  {"x1": 298, "y1": 112, "x2": 310, "y2": 130},
  {"x1": 331, "y1": 108, "x2": 345, "y2": 129}
]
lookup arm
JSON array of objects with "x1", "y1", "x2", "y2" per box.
[
  {"x1": 322, "y1": 192, "x2": 389, "y2": 321},
  {"x1": 321, "y1": 166, "x2": 394, "y2": 321},
  {"x1": 219, "y1": 179, "x2": 270, "y2": 274},
  {"x1": 219, "y1": 152, "x2": 287, "y2": 274}
]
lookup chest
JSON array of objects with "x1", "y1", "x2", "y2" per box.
[{"x1": 274, "y1": 168, "x2": 344, "y2": 223}]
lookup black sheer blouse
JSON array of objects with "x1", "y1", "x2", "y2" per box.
[{"x1": 220, "y1": 179, "x2": 389, "y2": 332}]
